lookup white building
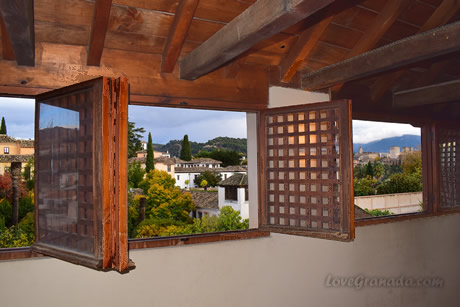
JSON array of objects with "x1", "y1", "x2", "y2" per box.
[
  {"x1": 191, "y1": 190, "x2": 219, "y2": 218},
  {"x1": 218, "y1": 173, "x2": 249, "y2": 220},
  {"x1": 175, "y1": 165, "x2": 247, "y2": 189},
  {"x1": 175, "y1": 157, "x2": 222, "y2": 169}
]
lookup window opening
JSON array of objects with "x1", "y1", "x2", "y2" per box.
[
  {"x1": 352, "y1": 120, "x2": 422, "y2": 220},
  {"x1": 0, "y1": 97, "x2": 35, "y2": 249},
  {"x1": 127, "y1": 106, "x2": 250, "y2": 239}
]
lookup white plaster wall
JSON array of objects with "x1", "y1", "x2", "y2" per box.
[
  {"x1": 247, "y1": 112, "x2": 258, "y2": 228},
  {"x1": 0, "y1": 214, "x2": 459, "y2": 307},
  {"x1": 2, "y1": 88, "x2": 457, "y2": 307},
  {"x1": 269, "y1": 86, "x2": 329, "y2": 108},
  {"x1": 175, "y1": 172, "x2": 200, "y2": 189},
  {"x1": 355, "y1": 192, "x2": 423, "y2": 214}
]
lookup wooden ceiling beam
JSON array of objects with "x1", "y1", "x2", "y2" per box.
[
  {"x1": 180, "y1": 0, "x2": 336, "y2": 80},
  {"x1": 87, "y1": 0, "x2": 112, "y2": 66},
  {"x1": 330, "y1": 0, "x2": 412, "y2": 93},
  {"x1": 0, "y1": 0, "x2": 34, "y2": 66},
  {"x1": 301, "y1": 21, "x2": 460, "y2": 91},
  {"x1": 0, "y1": 14, "x2": 15, "y2": 60},
  {"x1": 407, "y1": 59, "x2": 450, "y2": 89},
  {"x1": 370, "y1": 0, "x2": 460, "y2": 101},
  {"x1": 279, "y1": 13, "x2": 334, "y2": 83},
  {"x1": 393, "y1": 79, "x2": 460, "y2": 109},
  {"x1": 162, "y1": 0, "x2": 199, "y2": 73}
]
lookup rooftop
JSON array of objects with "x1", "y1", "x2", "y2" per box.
[
  {"x1": 219, "y1": 173, "x2": 248, "y2": 187},
  {"x1": 177, "y1": 158, "x2": 222, "y2": 164},
  {"x1": 191, "y1": 190, "x2": 219, "y2": 210},
  {"x1": 0, "y1": 154, "x2": 34, "y2": 163}
]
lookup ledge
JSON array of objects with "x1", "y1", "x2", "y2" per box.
[
  {"x1": 355, "y1": 208, "x2": 460, "y2": 227},
  {"x1": 0, "y1": 229, "x2": 270, "y2": 261},
  {"x1": 128, "y1": 229, "x2": 270, "y2": 250}
]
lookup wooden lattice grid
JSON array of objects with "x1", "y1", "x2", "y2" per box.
[
  {"x1": 438, "y1": 127, "x2": 460, "y2": 208},
  {"x1": 260, "y1": 100, "x2": 353, "y2": 240}
]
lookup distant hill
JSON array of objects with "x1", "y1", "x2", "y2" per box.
[
  {"x1": 155, "y1": 137, "x2": 247, "y2": 157},
  {"x1": 353, "y1": 134, "x2": 421, "y2": 153}
]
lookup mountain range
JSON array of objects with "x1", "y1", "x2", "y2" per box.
[
  {"x1": 153, "y1": 134, "x2": 420, "y2": 157},
  {"x1": 155, "y1": 137, "x2": 247, "y2": 157},
  {"x1": 353, "y1": 134, "x2": 421, "y2": 153}
]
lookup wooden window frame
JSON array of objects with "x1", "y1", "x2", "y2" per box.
[
  {"x1": 0, "y1": 100, "x2": 269, "y2": 262},
  {"x1": 258, "y1": 100, "x2": 355, "y2": 241},
  {"x1": 2, "y1": 95, "x2": 459, "y2": 263},
  {"x1": 354, "y1": 121, "x2": 460, "y2": 227},
  {"x1": 30, "y1": 77, "x2": 130, "y2": 272}
]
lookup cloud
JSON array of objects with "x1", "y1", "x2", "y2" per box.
[
  {"x1": 128, "y1": 106, "x2": 247, "y2": 144},
  {"x1": 0, "y1": 98, "x2": 422, "y2": 145},
  {"x1": 352, "y1": 120, "x2": 421, "y2": 144},
  {"x1": 0, "y1": 97, "x2": 35, "y2": 139}
]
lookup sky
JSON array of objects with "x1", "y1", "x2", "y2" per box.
[{"x1": 0, "y1": 97, "x2": 420, "y2": 144}]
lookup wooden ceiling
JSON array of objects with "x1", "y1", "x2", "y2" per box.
[{"x1": 0, "y1": 0, "x2": 459, "y2": 121}]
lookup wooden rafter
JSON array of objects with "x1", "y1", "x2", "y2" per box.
[
  {"x1": 301, "y1": 21, "x2": 460, "y2": 91},
  {"x1": 0, "y1": 0, "x2": 34, "y2": 66},
  {"x1": 0, "y1": 14, "x2": 14, "y2": 60},
  {"x1": 180, "y1": 0, "x2": 336, "y2": 80},
  {"x1": 330, "y1": 0, "x2": 412, "y2": 92},
  {"x1": 393, "y1": 79, "x2": 460, "y2": 108},
  {"x1": 279, "y1": 14, "x2": 334, "y2": 83},
  {"x1": 87, "y1": 0, "x2": 112, "y2": 66},
  {"x1": 402, "y1": 59, "x2": 452, "y2": 92},
  {"x1": 162, "y1": 0, "x2": 199, "y2": 73},
  {"x1": 371, "y1": 0, "x2": 460, "y2": 101}
]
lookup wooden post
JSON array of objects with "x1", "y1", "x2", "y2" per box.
[
  {"x1": 10, "y1": 162, "x2": 21, "y2": 226},
  {"x1": 139, "y1": 197, "x2": 146, "y2": 223}
]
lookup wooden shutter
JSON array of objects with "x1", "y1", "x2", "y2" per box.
[
  {"x1": 32, "y1": 77, "x2": 131, "y2": 272},
  {"x1": 435, "y1": 124, "x2": 460, "y2": 209},
  {"x1": 258, "y1": 100, "x2": 354, "y2": 241}
]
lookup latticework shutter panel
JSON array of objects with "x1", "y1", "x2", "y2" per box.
[
  {"x1": 33, "y1": 77, "x2": 131, "y2": 272},
  {"x1": 259, "y1": 100, "x2": 354, "y2": 241},
  {"x1": 437, "y1": 126, "x2": 460, "y2": 208}
]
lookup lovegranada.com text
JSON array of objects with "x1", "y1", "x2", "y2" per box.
[{"x1": 325, "y1": 274, "x2": 444, "y2": 290}]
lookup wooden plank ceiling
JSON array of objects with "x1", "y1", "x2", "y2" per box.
[{"x1": 0, "y1": 0, "x2": 459, "y2": 119}]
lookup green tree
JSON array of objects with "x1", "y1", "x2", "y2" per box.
[
  {"x1": 354, "y1": 176, "x2": 378, "y2": 196},
  {"x1": 139, "y1": 169, "x2": 195, "y2": 223},
  {"x1": 145, "y1": 132, "x2": 155, "y2": 173},
  {"x1": 128, "y1": 121, "x2": 145, "y2": 158},
  {"x1": 373, "y1": 161, "x2": 384, "y2": 179},
  {"x1": 0, "y1": 117, "x2": 6, "y2": 134},
  {"x1": 22, "y1": 157, "x2": 34, "y2": 191},
  {"x1": 353, "y1": 164, "x2": 366, "y2": 179},
  {"x1": 180, "y1": 134, "x2": 192, "y2": 161},
  {"x1": 216, "y1": 206, "x2": 249, "y2": 231},
  {"x1": 196, "y1": 149, "x2": 242, "y2": 167},
  {"x1": 194, "y1": 170, "x2": 222, "y2": 187},
  {"x1": 365, "y1": 161, "x2": 374, "y2": 178},
  {"x1": 128, "y1": 161, "x2": 145, "y2": 189},
  {"x1": 402, "y1": 151, "x2": 422, "y2": 175},
  {"x1": 200, "y1": 179, "x2": 208, "y2": 190},
  {"x1": 376, "y1": 173, "x2": 422, "y2": 195}
]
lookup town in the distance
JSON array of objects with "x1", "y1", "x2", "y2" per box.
[{"x1": 0, "y1": 116, "x2": 423, "y2": 247}]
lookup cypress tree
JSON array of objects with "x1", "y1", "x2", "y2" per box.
[
  {"x1": 145, "y1": 132, "x2": 155, "y2": 173},
  {"x1": 0, "y1": 117, "x2": 6, "y2": 134},
  {"x1": 180, "y1": 134, "x2": 192, "y2": 161}
]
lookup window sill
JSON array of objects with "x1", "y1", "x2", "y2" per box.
[
  {"x1": 355, "y1": 208, "x2": 460, "y2": 227},
  {"x1": 129, "y1": 229, "x2": 270, "y2": 249},
  {"x1": 0, "y1": 229, "x2": 270, "y2": 261}
]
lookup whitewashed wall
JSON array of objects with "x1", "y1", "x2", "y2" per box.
[
  {"x1": 1, "y1": 88, "x2": 458, "y2": 307},
  {"x1": 0, "y1": 214, "x2": 459, "y2": 307}
]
